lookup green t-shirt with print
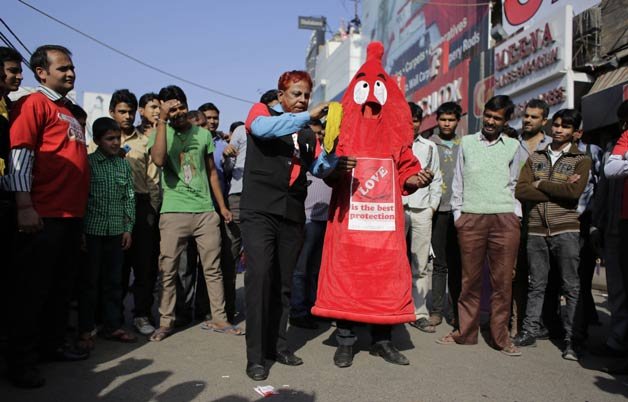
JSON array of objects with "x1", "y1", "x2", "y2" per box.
[{"x1": 148, "y1": 125, "x2": 215, "y2": 213}]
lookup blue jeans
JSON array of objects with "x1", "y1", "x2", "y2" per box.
[
  {"x1": 523, "y1": 232, "x2": 580, "y2": 340},
  {"x1": 290, "y1": 220, "x2": 326, "y2": 317},
  {"x1": 79, "y1": 234, "x2": 124, "y2": 333}
]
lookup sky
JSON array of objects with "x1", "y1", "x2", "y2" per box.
[{"x1": 3, "y1": 0, "x2": 359, "y2": 132}]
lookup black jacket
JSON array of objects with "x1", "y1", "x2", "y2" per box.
[{"x1": 240, "y1": 106, "x2": 316, "y2": 223}]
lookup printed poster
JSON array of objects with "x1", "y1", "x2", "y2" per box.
[{"x1": 348, "y1": 158, "x2": 395, "y2": 231}]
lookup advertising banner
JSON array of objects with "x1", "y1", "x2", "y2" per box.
[
  {"x1": 410, "y1": 60, "x2": 470, "y2": 130},
  {"x1": 362, "y1": 0, "x2": 489, "y2": 129}
]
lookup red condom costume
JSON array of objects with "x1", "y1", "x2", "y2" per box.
[{"x1": 312, "y1": 42, "x2": 421, "y2": 325}]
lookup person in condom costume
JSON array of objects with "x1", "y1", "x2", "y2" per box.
[{"x1": 312, "y1": 42, "x2": 434, "y2": 367}]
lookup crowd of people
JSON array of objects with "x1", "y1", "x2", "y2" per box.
[{"x1": 1, "y1": 42, "x2": 627, "y2": 389}]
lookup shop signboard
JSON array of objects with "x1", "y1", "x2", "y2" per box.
[
  {"x1": 508, "y1": 73, "x2": 574, "y2": 129},
  {"x1": 495, "y1": 6, "x2": 572, "y2": 98}
]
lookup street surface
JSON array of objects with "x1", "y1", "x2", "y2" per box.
[{"x1": 1, "y1": 275, "x2": 627, "y2": 402}]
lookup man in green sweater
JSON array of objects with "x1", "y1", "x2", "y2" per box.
[
  {"x1": 437, "y1": 95, "x2": 521, "y2": 356},
  {"x1": 514, "y1": 109, "x2": 591, "y2": 361}
]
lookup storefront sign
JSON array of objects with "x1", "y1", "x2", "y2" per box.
[
  {"x1": 508, "y1": 74, "x2": 574, "y2": 129},
  {"x1": 495, "y1": 6, "x2": 571, "y2": 97}
]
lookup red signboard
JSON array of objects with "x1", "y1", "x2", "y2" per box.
[{"x1": 410, "y1": 60, "x2": 470, "y2": 130}]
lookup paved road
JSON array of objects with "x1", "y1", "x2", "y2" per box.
[{"x1": 1, "y1": 277, "x2": 627, "y2": 402}]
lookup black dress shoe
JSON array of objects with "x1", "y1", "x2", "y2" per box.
[
  {"x1": 246, "y1": 363, "x2": 268, "y2": 381},
  {"x1": 9, "y1": 366, "x2": 46, "y2": 389},
  {"x1": 273, "y1": 350, "x2": 303, "y2": 366},
  {"x1": 333, "y1": 345, "x2": 353, "y2": 368},
  {"x1": 512, "y1": 330, "x2": 537, "y2": 347},
  {"x1": 369, "y1": 342, "x2": 409, "y2": 365},
  {"x1": 43, "y1": 344, "x2": 89, "y2": 362},
  {"x1": 289, "y1": 316, "x2": 319, "y2": 329}
]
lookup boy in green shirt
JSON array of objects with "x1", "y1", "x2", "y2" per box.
[
  {"x1": 148, "y1": 85, "x2": 238, "y2": 341},
  {"x1": 78, "y1": 117, "x2": 136, "y2": 349}
]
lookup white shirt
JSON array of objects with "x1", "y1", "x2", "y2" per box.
[
  {"x1": 548, "y1": 142, "x2": 571, "y2": 166},
  {"x1": 403, "y1": 136, "x2": 442, "y2": 210}
]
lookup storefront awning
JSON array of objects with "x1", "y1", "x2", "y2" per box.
[{"x1": 581, "y1": 67, "x2": 628, "y2": 131}]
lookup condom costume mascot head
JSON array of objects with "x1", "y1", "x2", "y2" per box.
[{"x1": 312, "y1": 42, "x2": 422, "y2": 324}]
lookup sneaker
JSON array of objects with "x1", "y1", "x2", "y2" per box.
[
  {"x1": 134, "y1": 317, "x2": 156, "y2": 336},
  {"x1": 562, "y1": 343, "x2": 578, "y2": 361},
  {"x1": 513, "y1": 330, "x2": 537, "y2": 347}
]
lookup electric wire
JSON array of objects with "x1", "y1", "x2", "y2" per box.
[
  {"x1": 0, "y1": 18, "x2": 32, "y2": 55},
  {"x1": 0, "y1": 31, "x2": 19, "y2": 52},
  {"x1": 17, "y1": 0, "x2": 254, "y2": 104}
]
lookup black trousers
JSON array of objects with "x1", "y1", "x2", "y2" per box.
[
  {"x1": 335, "y1": 320, "x2": 392, "y2": 346},
  {"x1": 220, "y1": 194, "x2": 242, "y2": 322},
  {"x1": 241, "y1": 210, "x2": 303, "y2": 365},
  {"x1": 619, "y1": 220, "x2": 628, "y2": 347},
  {"x1": 122, "y1": 195, "x2": 158, "y2": 318},
  {"x1": 8, "y1": 218, "x2": 82, "y2": 369},
  {"x1": 430, "y1": 211, "x2": 461, "y2": 322},
  {"x1": 573, "y1": 211, "x2": 599, "y2": 341},
  {"x1": 0, "y1": 198, "x2": 15, "y2": 339}
]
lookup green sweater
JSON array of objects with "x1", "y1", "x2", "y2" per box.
[{"x1": 461, "y1": 134, "x2": 519, "y2": 214}]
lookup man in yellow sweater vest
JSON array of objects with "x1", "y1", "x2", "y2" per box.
[{"x1": 437, "y1": 95, "x2": 522, "y2": 357}]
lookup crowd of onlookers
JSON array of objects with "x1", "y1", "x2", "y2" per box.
[{"x1": 1, "y1": 43, "x2": 628, "y2": 388}]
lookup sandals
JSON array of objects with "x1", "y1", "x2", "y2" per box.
[
  {"x1": 500, "y1": 344, "x2": 522, "y2": 357},
  {"x1": 102, "y1": 328, "x2": 137, "y2": 343},
  {"x1": 409, "y1": 318, "x2": 436, "y2": 333},
  {"x1": 77, "y1": 332, "x2": 95, "y2": 351},
  {"x1": 201, "y1": 321, "x2": 245, "y2": 336},
  {"x1": 436, "y1": 332, "x2": 458, "y2": 345},
  {"x1": 149, "y1": 326, "x2": 174, "y2": 342}
]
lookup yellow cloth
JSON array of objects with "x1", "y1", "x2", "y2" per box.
[
  {"x1": 0, "y1": 98, "x2": 8, "y2": 120},
  {"x1": 324, "y1": 102, "x2": 343, "y2": 153}
]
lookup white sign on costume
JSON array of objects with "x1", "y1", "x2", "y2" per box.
[{"x1": 348, "y1": 158, "x2": 396, "y2": 231}]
